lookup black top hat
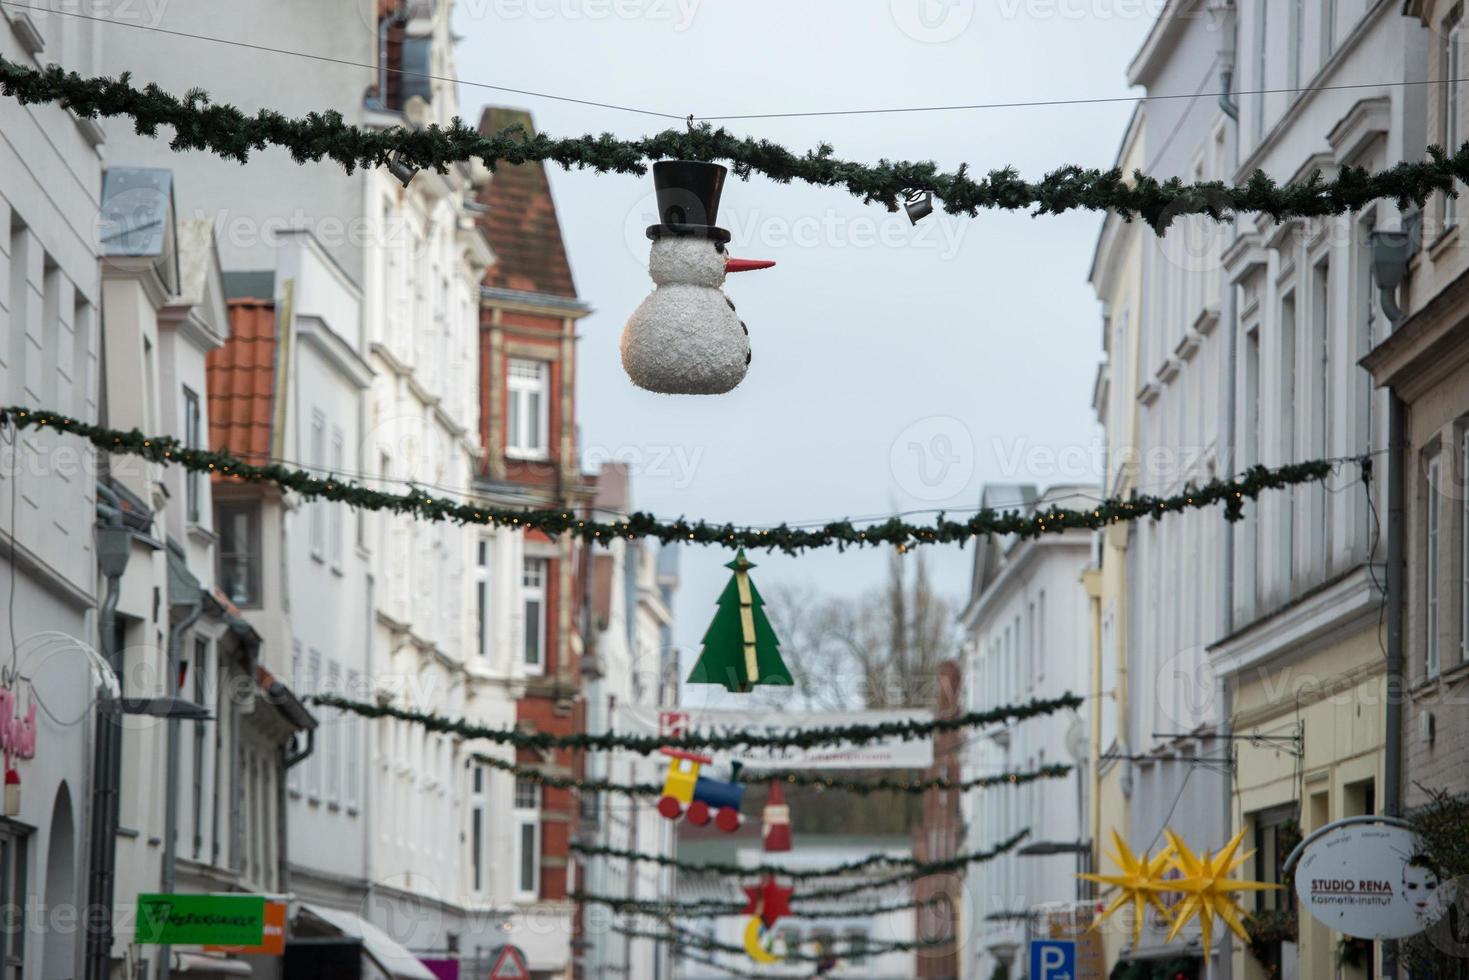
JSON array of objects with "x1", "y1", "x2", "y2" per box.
[{"x1": 646, "y1": 160, "x2": 732, "y2": 244}]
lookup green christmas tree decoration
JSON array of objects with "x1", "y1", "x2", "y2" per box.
[{"x1": 687, "y1": 551, "x2": 793, "y2": 693}]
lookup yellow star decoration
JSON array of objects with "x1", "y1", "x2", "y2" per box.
[
  {"x1": 1161, "y1": 828, "x2": 1281, "y2": 949},
  {"x1": 1077, "y1": 829, "x2": 1177, "y2": 947}
]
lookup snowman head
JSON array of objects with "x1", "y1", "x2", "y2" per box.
[{"x1": 649, "y1": 236, "x2": 728, "y2": 287}]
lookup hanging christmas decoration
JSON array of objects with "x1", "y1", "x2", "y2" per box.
[
  {"x1": 761, "y1": 781, "x2": 793, "y2": 852},
  {"x1": 742, "y1": 917, "x2": 783, "y2": 966},
  {"x1": 622, "y1": 161, "x2": 775, "y2": 395},
  {"x1": 743, "y1": 875, "x2": 794, "y2": 929},
  {"x1": 687, "y1": 550, "x2": 793, "y2": 693},
  {"x1": 1160, "y1": 828, "x2": 1279, "y2": 948},
  {"x1": 1077, "y1": 828, "x2": 1177, "y2": 947},
  {"x1": 655, "y1": 748, "x2": 744, "y2": 832}
]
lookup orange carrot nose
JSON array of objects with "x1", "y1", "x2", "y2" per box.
[{"x1": 725, "y1": 258, "x2": 776, "y2": 273}]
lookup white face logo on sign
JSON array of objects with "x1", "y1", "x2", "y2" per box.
[{"x1": 1294, "y1": 822, "x2": 1455, "y2": 940}]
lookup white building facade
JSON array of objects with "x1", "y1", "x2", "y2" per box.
[{"x1": 959, "y1": 485, "x2": 1094, "y2": 980}]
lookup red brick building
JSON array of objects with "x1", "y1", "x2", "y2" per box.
[
  {"x1": 913, "y1": 660, "x2": 964, "y2": 980},
  {"x1": 475, "y1": 106, "x2": 598, "y2": 975}
]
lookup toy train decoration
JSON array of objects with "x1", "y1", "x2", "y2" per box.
[{"x1": 656, "y1": 748, "x2": 744, "y2": 832}]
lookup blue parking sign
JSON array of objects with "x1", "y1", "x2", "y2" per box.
[{"x1": 1030, "y1": 939, "x2": 1076, "y2": 980}]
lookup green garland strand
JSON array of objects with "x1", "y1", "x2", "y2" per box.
[
  {"x1": 579, "y1": 890, "x2": 952, "y2": 922},
  {"x1": 666, "y1": 950, "x2": 787, "y2": 980},
  {"x1": 575, "y1": 828, "x2": 1034, "y2": 905},
  {"x1": 572, "y1": 839, "x2": 1009, "y2": 881},
  {"x1": 0, "y1": 57, "x2": 1460, "y2": 231},
  {"x1": 3, "y1": 408, "x2": 1341, "y2": 553},
  {"x1": 308, "y1": 691, "x2": 1080, "y2": 754},
  {"x1": 485, "y1": 756, "x2": 1067, "y2": 798},
  {"x1": 616, "y1": 925, "x2": 949, "y2": 963}
]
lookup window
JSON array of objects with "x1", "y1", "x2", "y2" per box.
[
  {"x1": 1311, "y1": 258, "x2": 1331, "y2": 566},
  {"x1": 191, "y1": 636, "x2": 210, "y2": 859},
  {"x1": 513, "y1": 776, "x2": 541, "y2": 900},
  {"x1": 1321, "y1": 0, "x2": 1337, "y2": 58},
  {"x1": 288, "y1": 643, "x2": 302, "y2": 794},
  {"x1": 1447, "y1": 7, "x2": 1465, "y2": 229},
  {"x1": 310, "y1": 410, "x2": 326, "y2": 559},
  {"x1": 1287, "y1": 0, "x2": 1304, "y2": 96},
  {"x1": 469, "y1": 761, "x2": 487, "y2": 892},
  {"x1": 1253, "y1": 1, "x2": 1269, "y2": 143},
  {"x1": 183, "y1": 387, "x2": 203, "y2": 522},
  {"x1": 325, "y1": 661, "x2": 342, "y2": 802},
  {"x1": 345, "y1": 670, "x2": 361, "y2": 810},
  {"x1": 330, "y1": 426, "x2": 345, "y2": 567},
  {"x1": 307, "y1": 651, "x2": 323, "y2": 798},
  {"x1": 522, "y1": 557, "x2": 548, "y2": 674},
  {"x1": 1252, "y1": 806, "x2": 1297, "y2": 974},
  {"x1": 1280, "y1": 292, "x2": 1298, "y2": 585},
  {"x1": 216, "y1": 502, "x2": 262, "y2": 606},
  {"x1": 476, "y1": 539, "x2": 492, "y2": 659},
  {"x1": 1428, "y1": 454, "x2": 1443, "y2": 678},
  {"x1": 506, "y1": 358, "x2": 550, "y2": 459},
  {"x1": 0, "y1": 826, "x2": 27, "y2": 976},
  {"x1": 1463, "y1": 433, "x2": 1469, "y2": 664},
  {"x1": 845, "y1": 929, "x2": 869, "y2": 965}
]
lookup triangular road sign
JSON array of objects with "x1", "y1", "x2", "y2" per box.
[{"x1": 489, "y1": 945, "x2": 529, "y2": 980}]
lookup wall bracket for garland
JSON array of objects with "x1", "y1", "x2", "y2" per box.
[{"x1": 621, "y1": 161, "x2": 775, "y2": 395}]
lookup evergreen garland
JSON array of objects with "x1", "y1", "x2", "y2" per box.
[
  {"x1": 578, "y1": 890, "x2": 951, "y2": 921},
  {"x1": 0, "y1": 56, "x2": 1461, "y2": 231},
  {"x1": 616, "y1": 925, "x2": 949, "y2": 963},
  {"x1": 572, "y1": 838, "x2": 1011, "y2": 880},
  {"x1": 495, "y1": 757, "x2": 1067, "y2": 797},
  {"x1": 307, "y1": 691, "x2": 1079, "y2": 754},
  {"x1": 567, "y1": 834, "x2": 1028, "y2": 899},
  {"x1": 4, "y1": 407, "x2": 1341, "y2": 553}
]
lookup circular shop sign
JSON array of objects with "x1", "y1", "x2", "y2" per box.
[{"x1": 1294, "y1": 821, "x2": 1454, "y2": 939}]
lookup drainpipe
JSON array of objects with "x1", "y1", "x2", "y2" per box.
[
  {"x1": 1209, "y1": 0, "x2": 1239, "y2": 120},
  {"x1": 86, "y1": 512, "x2": 132, "y2": 980},
  {"x1": 158, "y1": 593, "x2": 205, "y2": 980},
  {"x1": 277, "y1": 687, "x2": 316, "y2": 893},
  {"x1": 1369, "y1": 218, "x2": 1416, "y2": 980}
]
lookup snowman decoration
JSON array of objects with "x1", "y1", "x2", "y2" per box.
[{"x1": 622, "y1": 161, "x2": 775, "y2": 395}]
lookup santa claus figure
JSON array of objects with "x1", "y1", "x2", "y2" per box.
[{"x1": 621, "y1": 161, "x2": 774, "y2": 395}]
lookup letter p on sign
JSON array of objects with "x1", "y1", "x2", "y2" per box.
[{"x1": 1030, "y1": 939, "x2": 1076, "y2": 980}]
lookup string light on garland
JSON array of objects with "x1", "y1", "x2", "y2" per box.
[
  {"x1": 616, "y1": 925, "x2": 951, "y2": 963},
  {"x1": 0, "y1": 408, "x2": 1345, "y2": 554},
  {"x1": 1, "y1": 56, "x2": 1464, "y2": 232}
]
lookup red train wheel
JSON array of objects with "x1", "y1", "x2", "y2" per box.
[
  {"x1": 657, "y1": 796, "x2": 684, "y2": 820},
  {"x1": 686, "y1": 800, "x2": 712, "y2": 825},
  {"x1": 714, "y1": 807, "x2": 740, "y2": 833}
]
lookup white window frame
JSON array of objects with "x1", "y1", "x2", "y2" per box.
[
  {"x1": 522, "y1": 557, "x2": 548, "y2": 675},
  {"x1": 183, "y1": 385, "x2": 203, "y2": 523},
  {"x1": 476, "y1": 538, "x2": 492, "y2": 659},
  {"x1": 310, "y1": 409, "x2": 326, "y2": 560},
  {"x1": 345, "y1": 669, "x2": 361, "y2": 811},
  {"x1": 307, "y1": 650, "x2": 323, "y2": 799},
  {"x1": 513, "y1": 776, "x2": 541, "y2": 901},
  {"x1": 325, "y1": 661, "x2": 342, "y2": 803},
  {"x1": 1446, "y1": 8, "x2": 1465, "y2": 229},
  {"x1": 469, "y1": 761, "x2": 487, "y2": 894},
  {"x1": 1428, "y1": 454, "x2": 1443, "y2": 679},
  {"x1": 506, "y1": 358, "x2": 550, "y2": 461},
  {"x1": 329, "y1": 425, "x2": 345, "y2": 569}
]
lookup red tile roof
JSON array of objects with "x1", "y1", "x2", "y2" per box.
[
  {"x1": 207, "y1": 299, "x2": 277, "y2": 465},
  {"x1": 478, "y1": 107, "x2": 579, "y2": 300}
]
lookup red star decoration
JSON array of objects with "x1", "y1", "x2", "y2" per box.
[{"x1": 741, "y1": 876, "x2": 793, "y2": 928}]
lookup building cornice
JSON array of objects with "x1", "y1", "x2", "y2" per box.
[
  {"x1": 1209, "y1": 564, "x2": 1381, "y2": 677},
  {"x1": 1362, "y1": 264, "x2": 1469, "y2": 397},
  {"x1": 481, "y1": 286, "x2": 592, "y2": 319}
]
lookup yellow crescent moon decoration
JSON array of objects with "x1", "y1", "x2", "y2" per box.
[{"x1": 743, "y1": 916, "x2": 782, "y2": 965}]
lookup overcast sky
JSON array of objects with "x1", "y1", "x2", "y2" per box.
[{"x1": 453, "y1": 1, "x2": 1160, "y2": 686}]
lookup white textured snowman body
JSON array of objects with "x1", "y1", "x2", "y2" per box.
[{"x1": 621, "y1": 237, "x2": 750, "y2": 395}]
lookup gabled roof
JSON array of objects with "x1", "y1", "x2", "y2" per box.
[
  {"x1": 477, "y1": 107, "x2": 579, "y2": 300},
  {"x1": 206, "y1": 299, "x2": 277, "y2": 464}
]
